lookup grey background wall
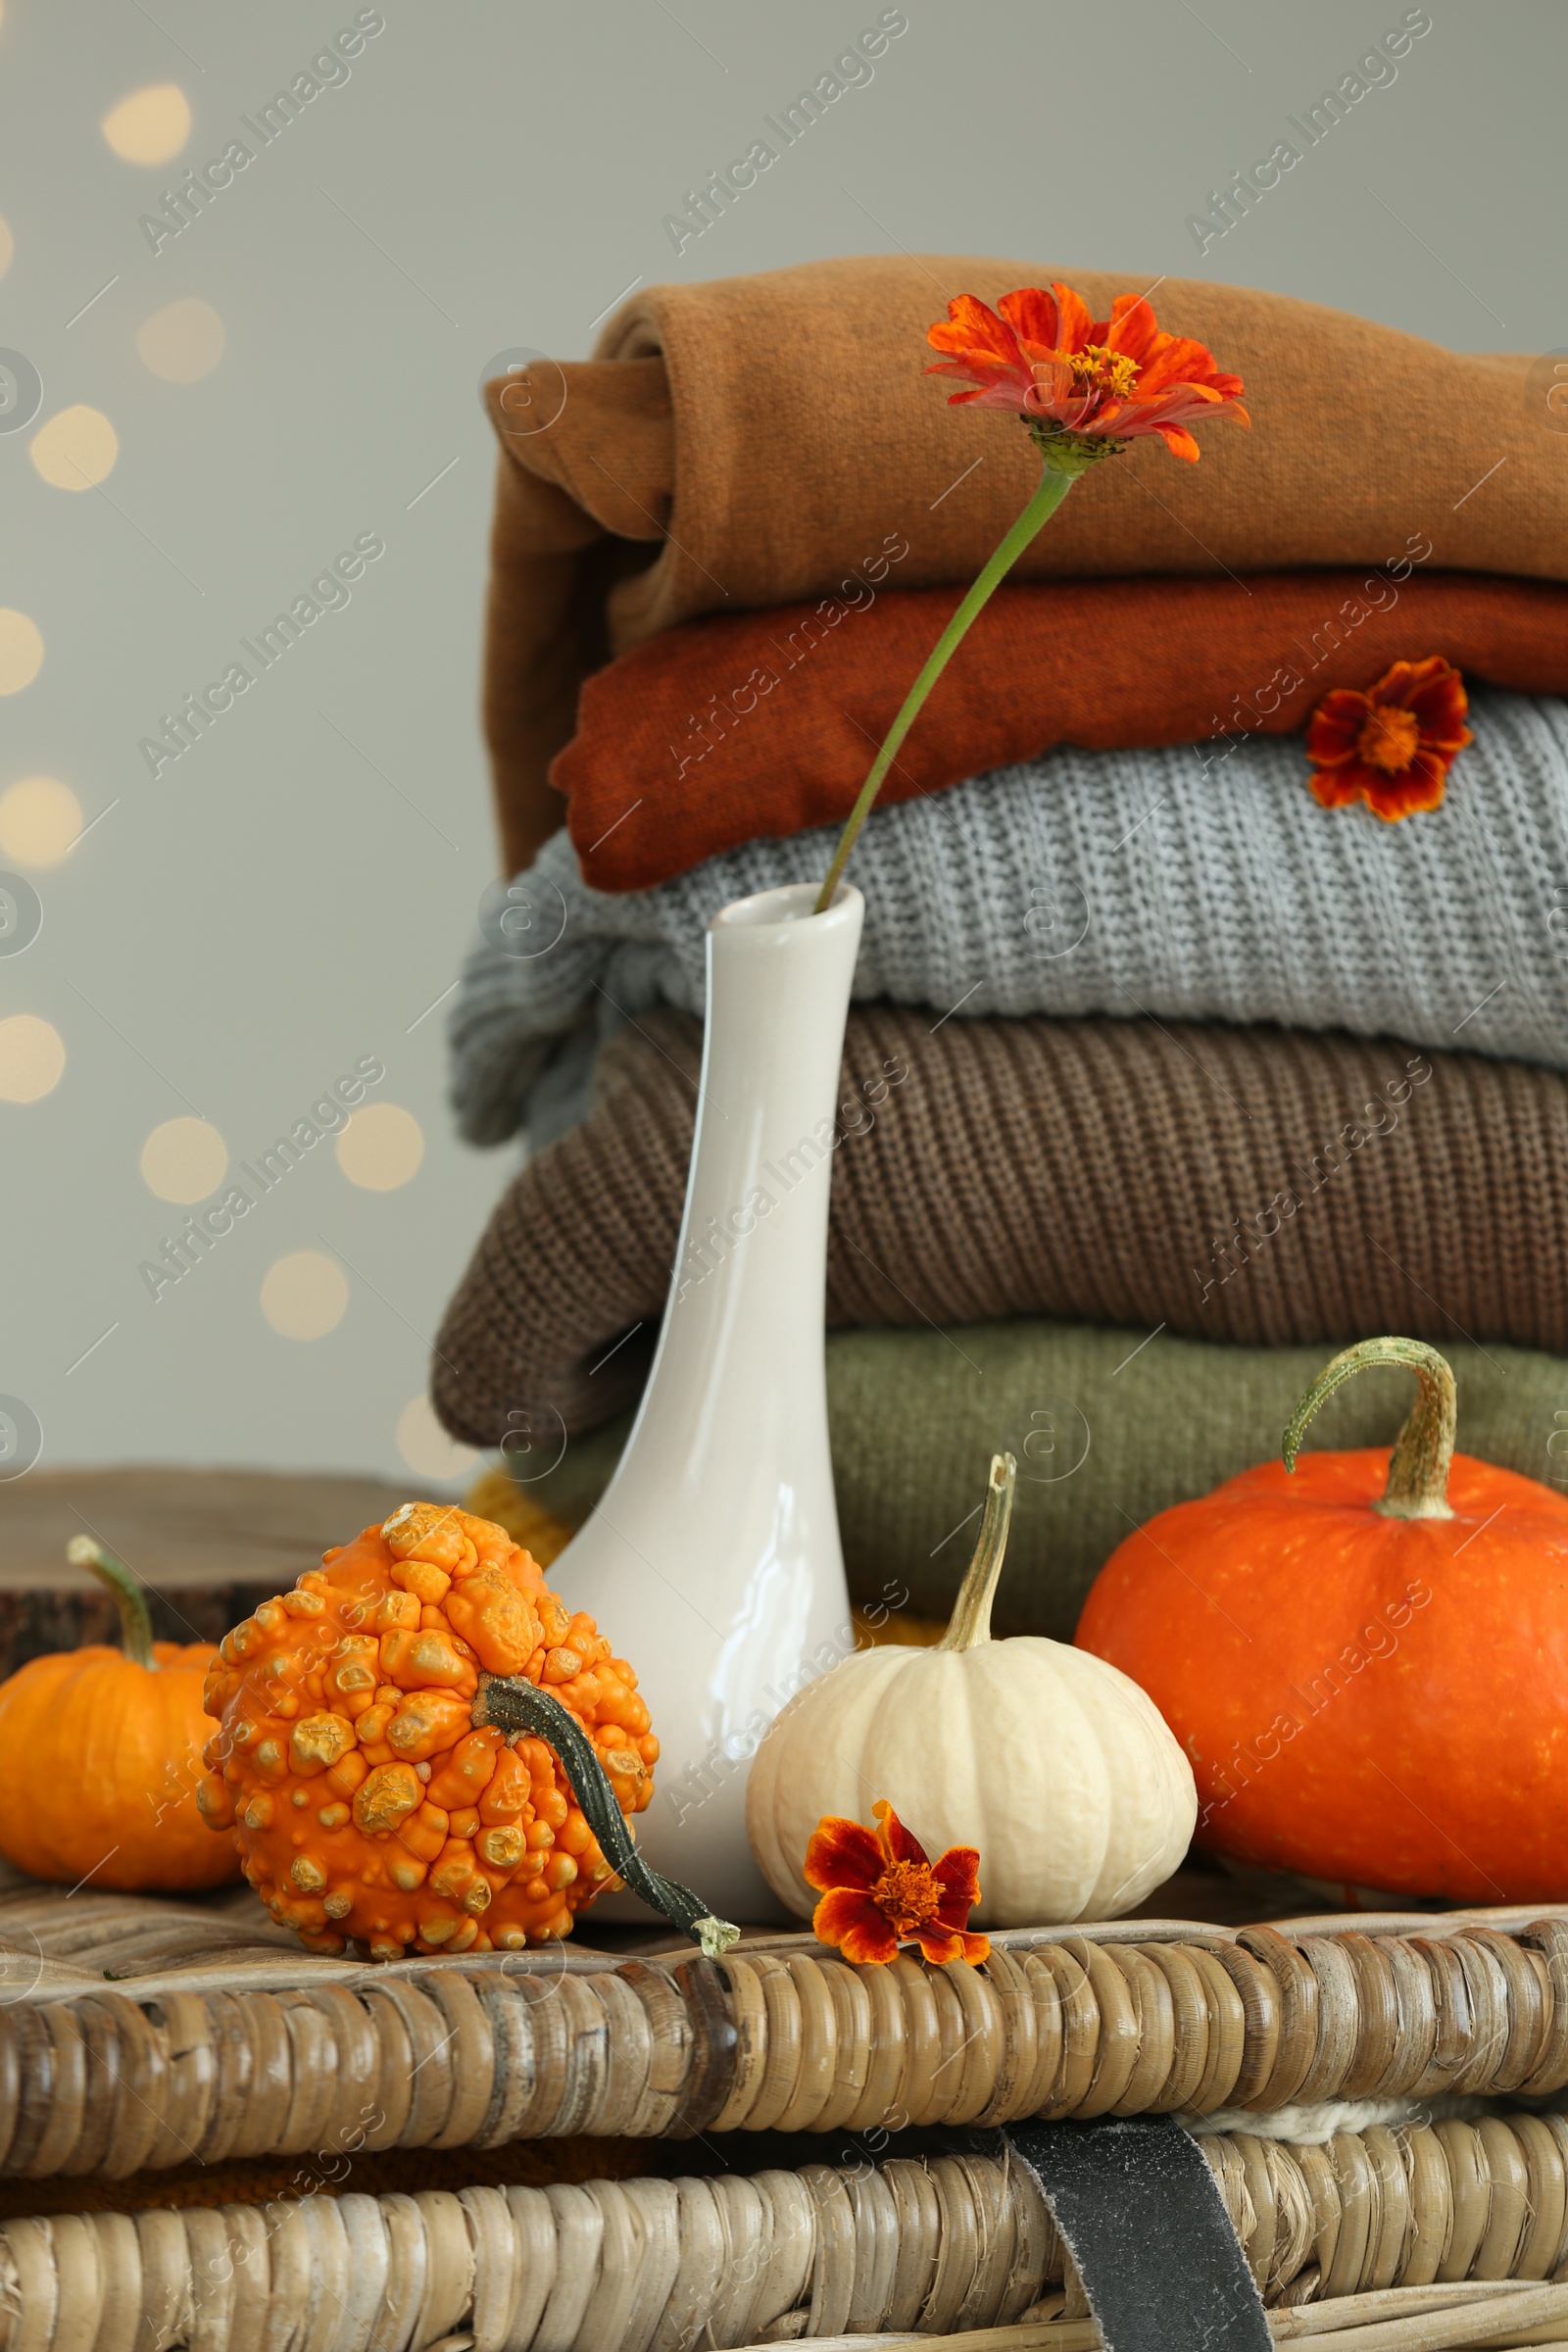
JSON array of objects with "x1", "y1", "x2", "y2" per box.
[{"x1": 2, "y1": 0, "x2": 1561, "y2": 1491}]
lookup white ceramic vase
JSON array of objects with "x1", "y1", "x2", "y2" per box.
[{"x1": 556, "y1": 881, "x2": 864, "y2": 1925}]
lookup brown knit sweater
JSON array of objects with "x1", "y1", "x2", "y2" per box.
[{"x1": 432, "y1": 1009, "x2": 1568, "y2": 1447}]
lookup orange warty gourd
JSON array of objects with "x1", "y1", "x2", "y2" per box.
[
  {"x1": 0, "y1": 1538, "x2": 240, "y2": 1891},
  {"x1": 199, "y1": 1500, "x2": 661, "y2": 1958},
  {"x1": 1075, "y1": 1338, "x2": 1568, "y2": 1903}
]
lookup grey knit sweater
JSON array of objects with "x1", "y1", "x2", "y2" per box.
[{"x1": 451, "y1": 690, "x2": 1568, "y2": 1144}]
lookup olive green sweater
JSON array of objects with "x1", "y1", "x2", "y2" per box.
[{"x1": 517, "y1": 1321, "x2": 1567, "y2": 1641}]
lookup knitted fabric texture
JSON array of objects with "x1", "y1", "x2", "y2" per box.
[
  {"x1": 482, "y1": 255, "x2": 1567, "y2": 872},
  {"x1": 450, "y1": 690, "x2": 1568, "y2": 1145},
  {"x1": 555, "y1": 570, "x2": 1568, "y2": 893},
  {"x1": 432, "y1": 1005, "x2": 1568, "y2": 1450},
  {"x1": 487, "y1": 1323, "x2": 1568, "y2": 1641}
]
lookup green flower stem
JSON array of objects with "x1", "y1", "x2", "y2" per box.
[
  {"x1": 477, "y1": 1673, "x2": 740, "y2": 1958},
  {"x1": 813, "y1": 466, "x2": 1077, "y2": 914},
  {"x1": 66, "y1": 1535, "x2": 157, "y2": 1669}
]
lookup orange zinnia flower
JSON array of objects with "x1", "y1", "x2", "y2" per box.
[
  {"x1": 815, "y1": 280, "x2": 1246, "y2": 911},
  {"x1": 925, "y1": 284, "x2": 1249, "y2": 465},
  {"x1": 1305, "y1": 656, "x2": 1473, "y2": 821},
  {"x1": 805, "y1": 1798, "x2": 989, "y2": 1968}
]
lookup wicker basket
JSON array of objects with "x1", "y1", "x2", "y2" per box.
[
  {"x1": 5, "y1": 1889, "x2": 1568, "y2": 2176},
  {"x1": 8, "y1": 2120, "x2": 1568, "y2": 2347},
  {"x1": 6, "y1": 1885, "x2": 1568, "y2": 2349}
]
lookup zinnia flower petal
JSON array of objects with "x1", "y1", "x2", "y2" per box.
[
  {"x1": 923, "y1": 373, "x2": 1025, "y2": 412},
  {"x1": 924, "y1": 283, "x2": 1244, "y2": 458},
  {"x1": 926, "y1": 293, "x2": 1024, "y2": 368},
  {"x1": 1145, "y1": 422, "x2": 1202, "y2": 462},
  {"x1": 804, "y1": 1814, "x2": 886, "y2": 1894},
  {"x1": 1135, "y1": 386, "x2": 1250, "y2": 431},
  {"x1": 1131, "y1": 335, "x2": 1226, "y2": 396},
  {"x1": 812, "y1": 1886, "x2": 902, "y2": 1966},
  {"x1": 922, "y1": 355, "x2": 1014, "y2": 387},
  {"x1": 1022, "y1": 354, "x2": 1081, "y2": 420},
  {"x1": 1048, "y1": 281, "x2": 1096, "y2": 354},
  {"x1": 998, "y1": 285, "x2": 1065, "y2": 352},
  {"x1": 1100, "y1": 292, "x2": 1161, "y2": 364}
]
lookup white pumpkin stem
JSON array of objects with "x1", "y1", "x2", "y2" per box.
[
  {"x1": 937, "y1": 1452, "x2": 1017, "y2": 1651},
  {"x1": 1282, "y1": 1336, "x2": 1457, "y2": 1522}
]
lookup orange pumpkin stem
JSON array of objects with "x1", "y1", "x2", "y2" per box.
[
  {"x1": 936, "y1": 1452, "x2": 1017, "y2": 1651},
  {"x1": 65, "y1": 1536, "x2": 159, "y2": 1669},
  {"x1": 1283, "y1": 1337, "x2": 1457, "y2": 1522}
]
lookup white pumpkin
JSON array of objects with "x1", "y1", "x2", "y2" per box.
[{"x1": 746, "y1": 1453, "x2": 1197, "y2": 1927}]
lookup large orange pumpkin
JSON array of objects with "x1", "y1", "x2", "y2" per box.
[
  {"x1": 1075, "y1": 1337, "x2": 1568, "y2": 1902},
  {"x1": 0, "y1": 1538, "x2": 240, "y2": 1891},
  {"x1": 199, "y1": 1499, "x2": 665, "y2": 1957}
]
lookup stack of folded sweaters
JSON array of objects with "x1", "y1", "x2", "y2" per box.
[{"x1": 434, "y1": 255, "x2": 1568, "y2": 1641}]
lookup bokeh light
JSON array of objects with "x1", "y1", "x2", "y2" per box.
[
  {"x1": 0, "y1": 778, "x2": 80, "y2": 866},
  {"x1": 137, "y1": 298, "x2": 225, "y2": 383},
  {"x1": 396, "y1": 1396, "x2": 478, "y2": 1483},
  {"x1": 30, "y1": 406, "x2": 118, "y2": 490},
  {"x1": 335, "y1": 1102, "x2": 424, "y2": 1191},
  {"x1": 101, "y1": 84, "x2": 191, "y2": 166},
  {"x1": 0, "y1": 1014, "x2": 65, "y2": 1103},
  {"x1": 0, "y1": 612, "x2": 43, "y2": 696},
  {"x1": 141, "y1": 1117, "x2": 228, "y2": 1203},
  {"x1": 260, "y1": 1250, "x2": 349, "y2": 1341}
]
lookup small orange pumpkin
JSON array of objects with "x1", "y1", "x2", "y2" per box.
[
  {"x1": 1076, "y1": 1337, "x2": 1568, "y2": 1902},
  {"x1": 199, "y1": 1499, "x2": 664, "y2": 1958},
  {"x1": 0, "y1": 1538, "x2": 240, "y2": 1891}
]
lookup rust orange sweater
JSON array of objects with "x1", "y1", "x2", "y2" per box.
[{"x1": 550, "y1": 569, "x2": 1568, "y2": 892}]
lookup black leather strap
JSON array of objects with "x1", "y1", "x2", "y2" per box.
[{"x1": 1004, "y1": 2115, "x2": 1271, "y2": 2352}]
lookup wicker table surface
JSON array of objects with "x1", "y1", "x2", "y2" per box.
[
  {"x1": 3, "y1": 1890, "x2": 1568, "y2": 2347},
  {"x1": 0, "y1": 1864, "x2": 1541, "y2": 1997},
  {"x1": 0, "y1": 1867, "x2": 1564, "y2": 2176},
  {"x1": 8, "y1": 1477, "x2": 1568, "y2": 2348}
]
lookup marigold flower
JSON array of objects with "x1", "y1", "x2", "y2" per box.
[
  {"x1": 805, "y1": 1798, "x2": 989, "y2": 1967},
  {"x1": 925, "y1": 283, "x2": 1250, "y2": 466},
  {"x1": 1305, "y1": 656, "x2": 1472, "y2": 821}
]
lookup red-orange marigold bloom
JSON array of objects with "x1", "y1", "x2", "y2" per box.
[
  {"x1": 925, "y1": 283, "x2": 1249, "y2": 463},
  {"x1": 804, "y1": 1798, "x2": 989, "y2": 1968},
  {"x1": 1305, "y1": 656, "x2": 1473, "y2": 821}
]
